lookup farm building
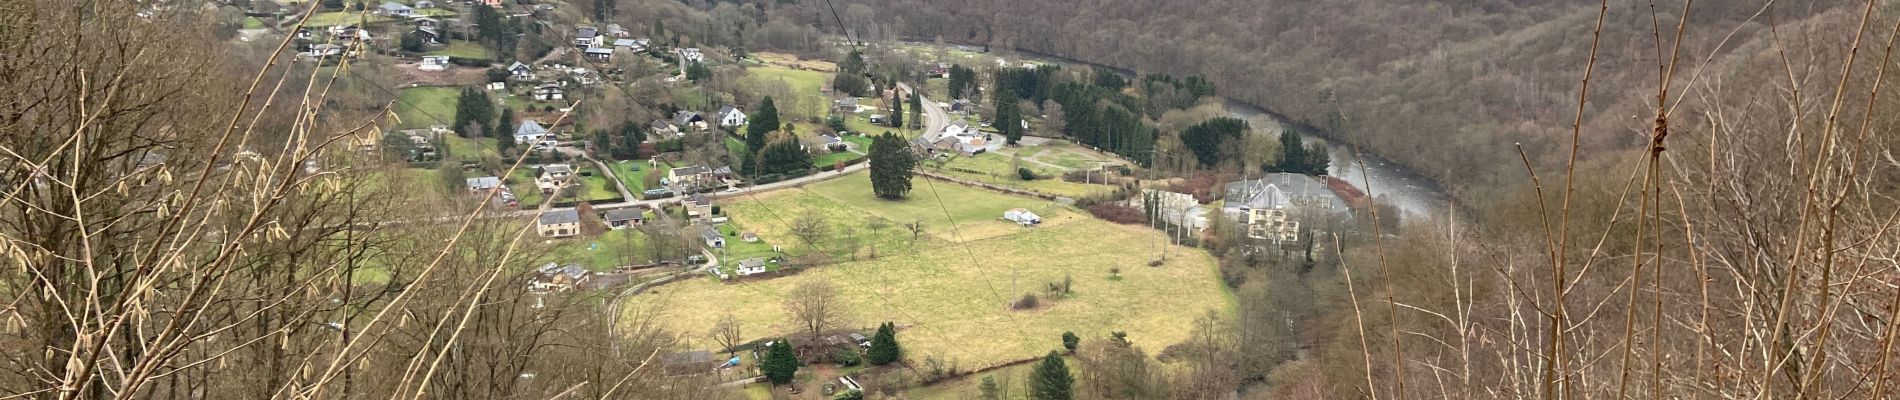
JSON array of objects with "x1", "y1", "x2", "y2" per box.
[{"x1": 1004, "y1": 208, "x2": 1041, "y2": 226}]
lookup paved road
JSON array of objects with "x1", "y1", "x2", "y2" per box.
[{"x1": 502, "y1": 82, "x2": 950, "y2": 219}]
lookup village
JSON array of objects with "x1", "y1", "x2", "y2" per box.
[{"x1": 215, "y1": 0, "x2": 1393, "y2": 397}]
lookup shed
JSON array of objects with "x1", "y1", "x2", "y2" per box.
[{"x1": 1004, "y1": 208, "x2": 1042, "y2": 226}]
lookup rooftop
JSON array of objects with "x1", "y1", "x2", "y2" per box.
[{"x1": 538, "y1": 209, "x2": 579, "y2": 225}]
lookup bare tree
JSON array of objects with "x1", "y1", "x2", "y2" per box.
[
  {"x1": 788, "y1": 211, "x2": 832, "y2": 250},
  {"x1": 710, "y1": 313, "x2": 744, "y2": 355},
  {"x1": 785, "y1": 278, "x2": 848, "y2": 341}
]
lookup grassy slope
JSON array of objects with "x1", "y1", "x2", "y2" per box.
[
  {"x1": 426, "y1": 41, "x2": 490, "y2": 59},
  {"x1": 395, "y1": 86, "x2": 459, "y2": 129},
  {"x1": 630, "y1": 172, "x2": 1233, "y2": 369},
  {"x1": 934, "y1": 152, "x2": 1109, "y2": 198}
]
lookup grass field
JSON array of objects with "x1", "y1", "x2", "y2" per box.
[
  {"x1": 243, "y1": 17, "x2": 265, "y2": 29},
  {"x1": 426, "y1": 41, "x2": 489, "y2": 59},
  {"x1": 630, "y1": 177, "x2": 1232, "y2": 368},
  {"x1": 439, "y1": 135, "x2": 497, "y2": 163},
  {"x1": 934, "y1": 152, "x2": 1111, "y2": 198},
  {"x1": 744, "y1": 66, "x2": 831, "y2": 115},
  {"x1": 607, "y1": 161, "x2": 650, "y2": 194},
  {"x1": 303, "y1": 11, "x2": 392, "y2": 27},
  {"x1": 546, "y1": 228, "x2": 650, "y2": 271},
  {"x1": 395, "y1": 86, "x2": 460, "y2": 129}
]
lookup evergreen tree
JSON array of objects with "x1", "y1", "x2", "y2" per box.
[
  {"x1": 758, "y1": 139, "x2": 812, "y2": 176},
  {"x1": 591, "y1": 130, "x2": 610, "y2": 156},
  {"x1": 491, "y1": 107, "x2": 514, "y2": 140},
  {"x1": 995, "y1": 87, "x2": 1022, "y2": 145},
  {"x1": 908, "y1": 92, "x2": 923, "y2": 128},
  {"x1": 866, "y1": 322, "x2": 900, "y2": 365},
  {"x1": 889, "y1": 92, "x2": 904, "y2": 128},
  {"x1": 616, "y1": 121, "x2": 645, "y2": 160},
  {"x1": 686, "y1": 61, "x2": 711, "y2": 82},
  {"x1": 1181, "y1": 117, "x2": 1248, "y2": 168},
  {"x1": 1060, "y1": 332, "x2": 1079, "y2": 353},
  {"x1": 1305, "y1": 142, "x2": 1331, "y2": 175},
  {"x1": 947, "y1": 65, "x2": 976, "y2": 99},
  {"x1": 1274, "y1": 131, "x2": 1306, "y2": 174},
  {"x1": 399, "y1": 31, "x2": 425, "y2": 53},
  {"x1": 979, "y1": 376, "x2": 1001, "y2": 400},
  {"x1": 497, "y1": 129, "x2": 517, "y2": 153},
  {"x1": 746, "y1": 97, "x2": 780, "y2": 157},
  {"x1": 761, "y1": 340, "x2": 799, "y2": 385},
  {"x1": 452, "y1": 88, "x2": 494, "y2": 136},
  {"x1": 868, "y1": 132, "x2": 916, "y2": 199},
  {"x1": 1028, "y1": 351, "x2": 1073, "y2": 400}
]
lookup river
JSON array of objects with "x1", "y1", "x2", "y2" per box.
[
  {"x1": 1222, "y1": 102, "x2": 1452, "y2": 220},
  {"x1": 899, "y1": 41, "x2": 1454, "y2": 219}
]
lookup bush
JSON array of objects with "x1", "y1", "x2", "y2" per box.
[
  {"x1": 1087, "y1": 204, "x2": 1147, "y2": 224},
  {"x1": 1011, "y1": 293, "x2": 1039, "y2": 310},
  {"x1": 1017, "y1": 167, "x2": 1036, "y2": 181},
  {"x1": 447, "y1": 57, "x2": 491, "y2": 67},
  {"x1": 832, "y1": 350, "x2": 860, "y2": 367}
]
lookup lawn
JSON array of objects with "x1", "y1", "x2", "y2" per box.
[
  {"x1": 439, "y1": 135, "x2": 497, "y2": 163},
  {"x1": 503, "y1": 165, "x2": 624, "y2": 206},
  {"x1": 243, "y1": 16, "x2": 265, "y2": 29},
  {"x1": 426, "y1": 41, "x2": 489, "y2": 59},
  {"x1": 934, "y1": 152, "x2": 1111, "y2": 198},
  {"x1": 546, "y1": 228, "x2": 651, "y2": 271},
  {"x1": 801, "y1": 172, "x2": 1083, "y2": 243},
  {"x1": 627, "y1": 176, "x2": 1231, "y2": 369},
  {"x1": 607, "y1": 160, "x2": 650, "y2": 194},
  {"x1": 395, "y1": 86, "x2": 460, "y2": 129},
  {"x1": 744, "y1": 66, "x2": 832, "y2": 117},
  {"x1": 302, "y1": 11, "x2": 392, "y2": 27}
]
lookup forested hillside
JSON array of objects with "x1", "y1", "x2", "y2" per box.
[{"x1": 842, "y1": 0, "x2": 1851, "y2": 204}]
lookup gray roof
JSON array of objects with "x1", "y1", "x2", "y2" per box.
[
  {"x1": 673, "y1": 111, "x2": 702, "y2": 125},
  {"x1": 650, "y1": 119, "x2": 676, "y2": 131},
  {"x1": 575, "y1": 27, "x2": 598, "y2": 38},
  {"x1": 562, "y1": 264, "x2": 587, "y2": 279},
  {"x1": 699, "y1": 226, "x2": 722, "y2": 240},
  {"x1": 585, "y1": 47, "x2": 613, "y2": 55},
  {"x1": 541, "y1": 164, "x2": 573, "y2": 175},
  {"x1": 603, "y1": 208, "x2": 643, "y2": 221},
  {"x1": 515, "y1": 120, "x2": 548, "y2": 137},
  {"x1": 738, "y1": 258, "x2": 766, "y2": 268},
  {"x1": 672, "y1": 165, "x2": 710, "y2": 176},
  {"x1": 818, "y1": 134, "x2": 843, "y2": 144},
  {"x1": 834, "y1": 98, "x2": 858, "y2": 108},
  {"x1": 613, "y1": 38, "x2": 639, "y2": 47},
  {"x1": 1223, "y1": 173, "x2": 1348, "y2": 213},
  {"x1": 466, "y1": 176, "x2": 501, "y2": 189},
  {"x1": 717, "y1": 105, "x2": 742, "y2": 118},
  {"x1": 538, "y1": 209, "x2": 579, "y2": 225},
  {"x1": 378, "y1": 2, "x2": 411, "y2": 12},
  {"x1": 508, "y1": 61, "x2": 532, "y2": 72},
  {"x1": 687, "y1": 194, "x2": 711, "y2": 206},
  {"x1": 848, "y1": 333, "x2": 870, "y2": 342}
]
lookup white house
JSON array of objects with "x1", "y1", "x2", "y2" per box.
[
  {"x1": 943, "y1": 120, "x2": 973, "y2": 137},
  {"x1": 699, "y1": 226, "x2": 725, "y2": 249},
  {"x1": 573, "y1": 27, "x2": 602, "y2": 48},
  {"x1": 677, "y1": 47, "x2": 704, "y2": 63},
  {"x1": 533, "y1": 83, "x2": 564, "y2": 101},
  {"x1": 418, "y1": 55, "x2": 449, "y2": 71},
  {"x1": 537, "y1": 164, "x2": 574, "y2": 193},
  {"x1": 716, "y1": 105, "x2": 747, "y2": 127},
  {"x1": 736, "y1": 258, "x2": 767, "y2": 276},
  {"x1": 376, "y1": 2, "x2": 413, "y2": 17},
  {"x1": 536, "y1": 209, "x2": 580, "y2": 238},
  {"x1": 514, "y1": 120, "x2": 552, "y2": 146},
  {"x1": 584, "y1": 46, "x2": 614, "y2": 61},
  {"x1": 507, "y1": 61, "x2": 534, "y2": 79}
]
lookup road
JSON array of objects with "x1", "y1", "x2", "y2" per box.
[{"x1": 509, "y1": 82, "x2": 950, "y2": 218}]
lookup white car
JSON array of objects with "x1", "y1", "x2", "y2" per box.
[{"x1": 725, "y1": 187, "x2": 741, "y2": 193}]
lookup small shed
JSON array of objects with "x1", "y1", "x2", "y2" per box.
[{"x1": 1004, "y1": 208, "x2": 1042, "y2": 226}]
